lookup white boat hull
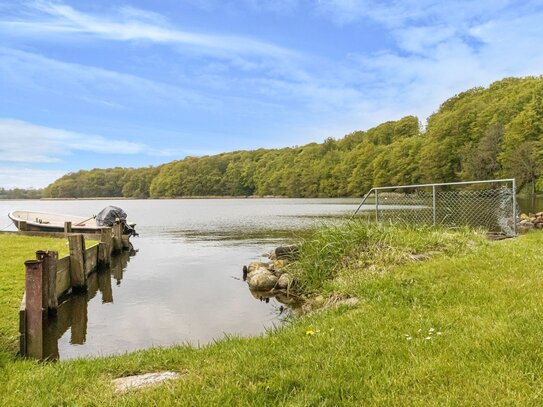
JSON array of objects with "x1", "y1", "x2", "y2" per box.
[{"x1": 8, "y1": 210, "x2": 134, "y2": 234}]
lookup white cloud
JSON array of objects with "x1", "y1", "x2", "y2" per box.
[
  {"x1": 0, "y1": 1, "x2": 297, "y2": 61},
  {"x1": 0, "y1": 46, "x2": 213, "y2": 109},
  {"x1": 0, "y1": 118, "x2": 177, "y2": 163},
  {"x1": 0, "y1": 167, "x2": 66, "y2": 189},
  {"x1": 1, "y1": 0, "x2": 543, "y2": 189}
]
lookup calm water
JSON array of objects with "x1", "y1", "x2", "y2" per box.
[{"x1": 0, "y1": 198, "x2": 359, "y2": 359}]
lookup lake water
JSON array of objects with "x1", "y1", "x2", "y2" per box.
[
  {"x1": 0, "y1": 198, "x2": 359, "y2": 359},
  {"x1": 2, "y1": 196, "x2": 540, "y2": 360}
]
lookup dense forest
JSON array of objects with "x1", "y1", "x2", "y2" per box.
[
  {"x1": 0, "y1": 188, "x2": 43, "y2": 199},
  {"x1": 37, "y1": 76, "x2": 543, "y2": 198}
]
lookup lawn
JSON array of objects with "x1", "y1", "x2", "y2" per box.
[{"x1": 0, "y1": 227, "x2": 542, "y2": 406}]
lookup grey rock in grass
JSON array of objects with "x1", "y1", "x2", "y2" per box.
[
  {"x1": 112, "y1": 371, "x2": 182, "y2": 393},
  {"x1": 519, "y1": 220, "x2": 534, "y2": 227},
  {"x1": 277, "y1": 273, "x2": 291, "y2": 289}
]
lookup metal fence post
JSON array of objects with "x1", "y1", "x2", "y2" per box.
[
  {"x1": 512, "y1": 179, "x2": 517, "y2": 235},
  {"x1": 375, "y1": 189, "x2": 379, "y2": 222},
  {"x1": 432, "y1": 185, "x2": 437, "y2": 225}
]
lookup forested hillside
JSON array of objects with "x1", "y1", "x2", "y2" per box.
[{"x1": 44, "y1": 76, "x2": 543, "y2": 198}]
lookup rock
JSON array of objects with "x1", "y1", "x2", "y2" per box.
[
  {"x1": 247, "y1": 268, "x2": 278, "y2": 291},
  {"x1": 269, "y1": 245, "x2": 299, "y2": 260},
  {"x1": 536, "y1": 223, "x2": 543, "y2": 229},
  {"x1": 519, "y1": 220, "x2": 534, "y2": 227},
  {"x1": 247, "y1": 261, "x2": 269, "y2": 273},
  {"x1": 520, "y1": 213, "x2": 530, "y2": 221},
  {"x1": 537, "y1": 212, "x2": 543, "y2": 217},
  {"x1": 242, "y1": 265, "x2": 248, "y2": 281},
  {"x1": 529, "y1": 213, "x2": 536, "y2": 218},
  {"x1": 268, "y1": 259, "x2": 289, "y2": 272},
  {"x1": 112, "y1": 372, "x2": 182, "y2": 393},
  {"x1": 277, "y1": 273, "x2": 291, "y2": 289}
]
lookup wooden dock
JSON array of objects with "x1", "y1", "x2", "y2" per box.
[{"x1": 16, "y1": 223, "x2": 132, "y2": 359}]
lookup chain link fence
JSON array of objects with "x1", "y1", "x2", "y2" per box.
[{"x1": 353, "y1": 179, "x2": 517, "y2": 236}]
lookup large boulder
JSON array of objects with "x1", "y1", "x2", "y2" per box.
[
  {"x1": 269, "y1": 245, "x2": 300, "y2": 260},
  {"x1": 247, "y1": 267, "x2": 278, "y2": 291}
]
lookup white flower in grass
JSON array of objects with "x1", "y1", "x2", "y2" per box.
[
  {"x1": 425, "y1": 336, "x2": 432, "y2": 340},
  {"x1": 429, "y1": 328, "x2": 435, "y2": 333},
  {"x1": 437, "y1": 332, "x2": 443, "y2": 336}
]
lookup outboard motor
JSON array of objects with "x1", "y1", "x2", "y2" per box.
[{"x1": 96, "y1": 206, "x2": 138, "y2": 237}]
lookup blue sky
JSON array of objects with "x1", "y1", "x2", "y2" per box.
[{"x1": 1, "y1": 0, "x2": 543, "y2": 188}]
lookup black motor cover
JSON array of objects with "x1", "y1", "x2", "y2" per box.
[
  {"x1": 96, "y1": 206, "x2": 127, "y2": 226},
  {"x1": 96, "y1": 206, "x2": 138, "y2": 236}
]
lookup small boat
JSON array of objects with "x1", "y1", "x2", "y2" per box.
[{"x1": 8, "y1": 206, "x2": 137, "y2": 235}]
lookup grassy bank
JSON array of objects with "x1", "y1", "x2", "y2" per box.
[
  {"x1": 0, "y1": 235, "x2": 71, "y2": 357},
  {"x1": 1, "y1": 227, "x2": 543, "y2": 405}
]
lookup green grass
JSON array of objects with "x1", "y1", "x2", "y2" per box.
[
  {"x1": 289, "y1": 221, "x2": 486, "y2": 294},
  {"x1": 0, "y1": 235, "x2": 71, "y2": 357},
  {"x1": 1, "y1": 228, "x2": 543, "y2": 405}
]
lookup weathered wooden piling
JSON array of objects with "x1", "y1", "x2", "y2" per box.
[
  {"x1": 24, "y1": 260, "x2": 44, "y2": 359},
  {"x1": 19, "y1": 220, "x2": 27, "y2": 231},
  {"x1": 68, "y1": 234, "x2": 86, "y2": 290},
  {"x1": 64, "y1": 221, "x2": 72, "y2": 234},
  {"x1": 36, "y1": 250, "x2": 59, "y2": 312},
  {"x1": 98, "y1": 227, "x2": 113, "y2": 266},
  {"x1": 19, "y1": 227, "x2": 133, "y2": 358},
  {"x1": 112, "y1": 221, "x2": 123, "y2": 253}
]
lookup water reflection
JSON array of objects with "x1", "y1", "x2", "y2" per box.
[
  {"x1": 517, "y1": 195, "x2": 543, "y2": 214},
  {"x1": 43, "y1": 250, "x2": 135, "y2": 360}
]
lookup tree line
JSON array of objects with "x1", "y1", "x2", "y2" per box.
[{"x1": 35, "y1": 75, "x2": 543, "y2": 198}]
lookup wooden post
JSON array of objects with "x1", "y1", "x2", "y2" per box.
[
  {"x1": 36, "y1": 250, "x2": 58, "y2": 313},
  {"x1": 122, "y1": 235, "x2": 130, "y2": 250},
  {"x1": 98, "y1": 227, "x2": 112, "y2": 266},
  {"x1": 19, "y1": 220, "x2": 28, "y2": 231},
  {"x1": 64, "y1": 221, "x2": 72, "y2": 234},
  {"x1": 68, "y1": 234, "x2": 87, "y2": 291},
  {"x1": 25, "y1": 260, "x2": 44, "y2": 359},
  {"x1": 112, "y1": 221, "x2": 123, "y2": 253}
]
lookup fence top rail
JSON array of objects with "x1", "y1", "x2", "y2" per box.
[{"x1": 371, "y1": 178, "x2": 515, "y2": 191}]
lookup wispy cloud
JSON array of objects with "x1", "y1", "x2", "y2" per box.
[
  {"x1": 309, "y1": 0, "x2": 543, "y2": 122},
  {"x1": 0, "y1": 1, "x2": 297, "y2": 60},
  {"x1": 0, "y1": 46, "x2": 213, "y2": 109},
  {"x1": 0, "y1": 118, "x2": 178, "y2": 163},
  {"x1": 0, "y1": 167, "x2": 66, "y2": 189},
  {"x1": 2, "y1": 0, "x2": 543, "y2": 189}
]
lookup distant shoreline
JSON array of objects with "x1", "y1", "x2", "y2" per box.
[{"x1": 1, "y1": 196, "x2": 361, "y2": 201}]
